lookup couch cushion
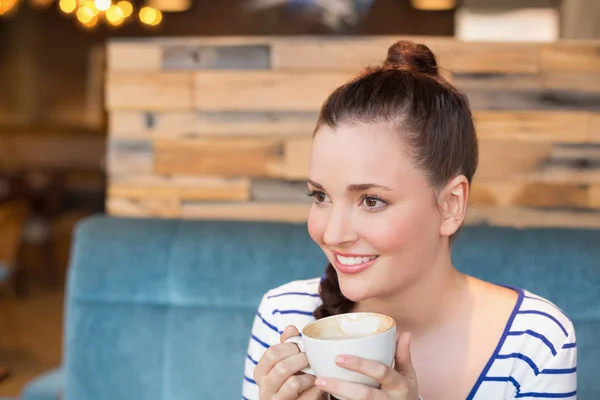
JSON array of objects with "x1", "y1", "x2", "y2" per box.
[
  {"x1": 20, "y1": 368, "x2": 63, "y2": 400},
  {"x1": 61, "y1": 216, "x2": 600, "y2": 399}
]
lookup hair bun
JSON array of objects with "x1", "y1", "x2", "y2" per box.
[{"x1": 384, "y1": 40, "x2": 439, "y2": 77}]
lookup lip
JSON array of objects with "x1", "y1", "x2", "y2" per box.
[{"x1": 332, "y1": 251, "x2": 379, "y2": 275}]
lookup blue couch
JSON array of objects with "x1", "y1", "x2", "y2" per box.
[{"x1": 21, "y1": 215, "x2": 600, "y2": 399}]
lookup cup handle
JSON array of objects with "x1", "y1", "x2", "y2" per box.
[{"x1": 284, "y1": 336, "x2": 315, "y2": 375}]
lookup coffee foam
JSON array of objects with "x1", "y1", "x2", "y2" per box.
[{"x1": 304, "y1": 313, "x2": 394, "y2": 340}]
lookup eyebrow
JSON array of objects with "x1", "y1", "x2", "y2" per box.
[{"x1": 307, "y1": 180, "x2": 393, "y2": 192}]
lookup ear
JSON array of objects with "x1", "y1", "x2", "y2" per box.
[{"x1": 437, "y1": 175, "x2": 469, "y2": 237}]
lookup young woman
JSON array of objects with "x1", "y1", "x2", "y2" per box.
[{"x1": 242, "y1": 40, "x2": 577, "y2": 400}]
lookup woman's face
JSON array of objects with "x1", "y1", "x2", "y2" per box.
[{"x1": 307, "y1": 122, "x2": 447, "y2": 302}]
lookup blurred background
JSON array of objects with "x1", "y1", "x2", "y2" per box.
[{"x1": 0, "y1": 0, "x2": 599, "y2": 398}]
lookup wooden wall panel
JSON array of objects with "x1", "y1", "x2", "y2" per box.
[
  {"x1": 106, "y1": 72, "x2": 194, "y2": 111},
  {"x1": 105, "y1": 37, "x2": 600, "y2": 228},
  {"x1": 194, "y1": 71, "x2": 353, "y2": 111}
]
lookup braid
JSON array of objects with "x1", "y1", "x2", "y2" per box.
[{"x1": 314, "y1": 263, "x2": 355, "y2": 319}]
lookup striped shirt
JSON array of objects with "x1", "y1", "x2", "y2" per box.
[{"x1": 242, "y1": 278, "x2": 577, "y2": 400}]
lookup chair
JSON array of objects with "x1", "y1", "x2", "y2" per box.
[{"x1": 0, "y1": 198, "x2": 31, "y2": 381}]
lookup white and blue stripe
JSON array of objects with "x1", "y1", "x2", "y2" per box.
[{"x1": 242, "y1": 279, "x2": 577, "y2": 400}]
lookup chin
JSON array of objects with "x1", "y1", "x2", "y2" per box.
[{"x1": 337, "y1": 273, "x2": 379, "y2": 303}]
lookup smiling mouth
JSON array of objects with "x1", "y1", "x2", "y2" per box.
[{"x1": 334, "y1": 254, "x2": 379, "y2": 266}]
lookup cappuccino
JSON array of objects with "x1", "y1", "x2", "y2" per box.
[{"x1": 304, "y1": 313, "x2": 394, "y2": 340}]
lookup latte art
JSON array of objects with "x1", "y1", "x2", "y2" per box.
[{"x1": 304, "y1": 313, "x2": 394, "y2": 340}]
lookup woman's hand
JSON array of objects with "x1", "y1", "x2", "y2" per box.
[
  {"x1": 314, "y1": 332, "x2": 419, "y2": 400},
  {"x1": 254, "y1": 325, "x2": 325, "y2": 400}
]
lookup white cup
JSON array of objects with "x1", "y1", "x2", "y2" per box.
[{"x1": 284, "y1": 312, "x2": 396, "y2": 393}]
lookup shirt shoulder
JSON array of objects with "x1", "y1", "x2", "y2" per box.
[
  {"x1": 263, "y1": 277, "x2": 323, "y2": 331},
  {"x1": 497, "y1": 290, "x2": 576, "y2": 386}
]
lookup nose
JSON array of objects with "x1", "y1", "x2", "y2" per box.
[{"x1": 323, "y1": 205, "x2": 358, "y2": 247}]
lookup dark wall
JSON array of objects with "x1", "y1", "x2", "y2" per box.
[{"x1": 0, "y1": 0, "x2": 454, "y2": 128}]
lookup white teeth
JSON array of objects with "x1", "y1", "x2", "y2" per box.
[{"x1": 336, "y1": 255, "x2": 377, "y2": 266}]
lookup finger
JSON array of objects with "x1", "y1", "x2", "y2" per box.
[
  {"x1": 275, "y1": 373, "x2": 317, "y2": 400},
  {"x1": 254, "y1": 342, "x2": 301, "y2": 383},
  {"x1": 298, "y1": 385, "x2": 325, "y2": 400},
  {"x1": 334, "y1": 355, "x2": 402, "y2": 389},
  {"x1": 315, "y1": 377, "x2": 382, "y2": 400},
  {"x1": 266, "y1": 352, "x2": 311, "y2": 395},
  {"x1": 281, "y1": 325, "x2": 301, "y2": 343},
  {"x1": 394, "y1": 332, "x2": 417, "y2": 381}
]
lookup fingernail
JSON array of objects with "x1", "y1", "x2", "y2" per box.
[
  {"x1": 315, "y1": 378, "x2": 326, "y2": 387},
  {"x1": 335, "y1": 355, "x2": 346, "y2": 364}
]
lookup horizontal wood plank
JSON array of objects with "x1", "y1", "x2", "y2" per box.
[
  {"x1": 591, "y1": 114, "x2": 600, "y2": 143},
  {"x1": 107, "y1": 139, "x2": 154, "y2": 174},
  {"x1": 476, "y1": 141, "x2": 600, "y2": 183},
  {"x1": 449, "y1": 42, "x2": 539, "y2": 74},
  {"x1": 109, "y1": 176, "x2": 250, "y2": 201},
  {"x1": 470, "y1": 181, "x2": 589, "y2": 208},
  {"x1": 107, "y1": 43, "x2": 163, "y2": 71},
  {"x1": 590, "y1": 185, "x2": 600, "y2": 208},
  {"x1": 464, "y1": 206, "x2": 600, "y2": 229},
  {"x1": 154, "y1": 137, "x2": 287, "y2": 177},
  {"x1": 473, "y1": 111, "x2": 590, "y2": 142},
  {"x1": 194, "y1": 71, "x2": 353, "y2": 111},
  {"x1": 540, "y1": 43, "x2": 600, "y2": 73},
  {"x1": 106, "y1": 72, "x2": 194, "y2": 111},
  {"x1": 271, "y1": 36, "x2": 455, "y2": 70},
  {"x1": 109, "y1": 111, "x2": 317, "y2": 138},
  {"x1": 163, "y1": 44, "x2": 270, "y2": 70},
  {"x1": 181, "y1": 202, "x2": 310, "y2": 222},
  {"x1": 106, "y1": 197, "x2": 181, "y2": 218}
]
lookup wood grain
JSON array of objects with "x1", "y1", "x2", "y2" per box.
[
  {"x1": 106, "y1": 72, "x2": 194, "y2": 111},
  {"x1": 476, "y1": 141, "x2": 600, "y2": 183},
  {"x1": 590, "y1": 185, "x2": 600, "y2": 208},
  {"x1": 470, "y1": 181, "x2": 589, "y2": 208},
  {"x1": 194, "y1": 71, "x2": 353, "y2": 111},
  {"x1": 106, "y1": 197, "x2": 181, "y2": 218},
  {"x1": 107, "y1": 43, "x2": 163, "y2": 71},
  {"x1": 107, "y1": 139, "x2": 154, "y2": 174},
  {"x1": 449, "y1": 42, "x2": 540, "y2": 74},
  {"x1": 154, "y1": 137, "x2": 286, "y2": 177},
  {"x1": 540, "y1": 43, "x2": 600, "y2": 73},
  {"x1": 474, "y1": 111, "x2": 590, "y2": 142},
  {"x1": 109, "y1": 176, "x2": 250, "y2": 201},
  {"x1": 465, "y1": 206, "x2": 600, "y2": 229},
  {"x1": 181, "y1": 202, "x2": 310, "y2": 222},
  {"x1": 590, "y1": 114, "x2": 600, "y2": 143}
]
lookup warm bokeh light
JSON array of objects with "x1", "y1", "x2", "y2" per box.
[
  {"x1": 139, "y1": 6, "x2": 162, "y2": 26},
  {"x1": 94, "y1": 0, "x2": 110, "y2": 11},
  {"x1": 105, "y1": 3, "x2": 124, "y2": 25},
  {"x1": 0, "y1": 0, "x2": 19, "y2": 16},
  {"x1": 58, "y1": 0, "x2": 77, "y2": 13},
  {"x1": 83, "y1": 0, "x2": 98, "y2": 15},
  {"x1": 30, "y1": 0, "x2": 55, "y2": 9},
  {"x1": 76, "y1": 3, "x2": 96, "y2": 24},
  {"x1": 147, "y1": 0, "x2": 190, "y2": 12},
  {"x1": 410, "y1": 0, "x2": 456, "y2": 11},
  {"x1": 116, "y1": 0, "x2": 131, "y2": 17}
]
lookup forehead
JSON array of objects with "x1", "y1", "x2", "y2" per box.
[{"x1": 309, "y1": 122, "x2": 423, "y2": 188}]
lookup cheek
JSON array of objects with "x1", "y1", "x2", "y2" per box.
[
  {"x1": 361, "y1": 203, "x2": 440, "y2": 253},
  {"x1": 307, "y1": 207, "x2": 326, "y2": 245}
]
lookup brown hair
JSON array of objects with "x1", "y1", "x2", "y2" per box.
[{"x1": 313, "y1": 40, "x2": 479, "y2": 320}]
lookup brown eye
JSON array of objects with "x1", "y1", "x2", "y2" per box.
[
  {"x1": 365, "y1": 197, "x2": 378, "y2": 207},
  {"x1": 360, "y1": 195, "x2": 388, "y2": 211},
  {"x1": 315, "y1": 192, "x2": 326, "y2": 203}
]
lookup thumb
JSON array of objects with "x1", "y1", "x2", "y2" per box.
[
  {"x1": 280, "y1": 325, "x2": 301, "y2": 343},
  {"x1": 394, "y1": 332, "x2": 417, "y2": 381}
]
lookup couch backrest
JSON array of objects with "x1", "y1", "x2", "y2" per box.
[{"x1": 63, "y1": 216, "x2": 600, "y2": 399}]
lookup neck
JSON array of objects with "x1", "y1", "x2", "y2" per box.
[{"x1": 354, "y1": 246, "x2": 469, "y2": 336}]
